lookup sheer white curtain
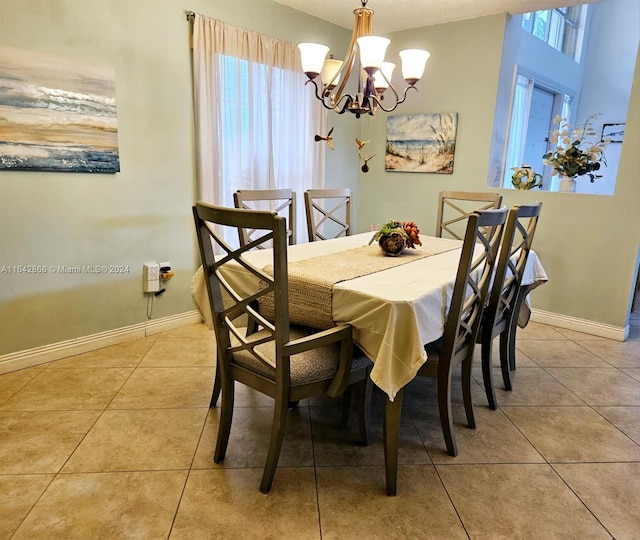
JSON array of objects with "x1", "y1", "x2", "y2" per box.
[{"x1": 192, "y1": 14, "x2": 326, "y2": 243}]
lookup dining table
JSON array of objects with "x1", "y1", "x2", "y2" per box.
[{"x1": 191, "y1": 231, "x2": 548, "y2": 495}]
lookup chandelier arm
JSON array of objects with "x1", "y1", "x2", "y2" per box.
[
  {"x1": 305, "y1": 79, "x2": 356, "y2": 114},
  {"x1": 368, "y1": 84, "x2": 418, "y2": 113},
  {"x1": 333, "y1": 6, "x2": 373, "y2": 103}
]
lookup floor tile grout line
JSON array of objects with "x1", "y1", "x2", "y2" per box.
[{"x1": 547, "y1": 462, "x2": 616, "y2": 538}]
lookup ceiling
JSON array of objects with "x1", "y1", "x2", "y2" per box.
[{"x1": 272, "y1": 0, "x2": 592, "y2": 34}]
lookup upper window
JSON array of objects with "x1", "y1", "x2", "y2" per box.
[{"x1": 522, "y1": 5, "x2": 585, "y2": 61}]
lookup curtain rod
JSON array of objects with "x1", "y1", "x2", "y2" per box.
[{"x1": 186, "y1": 10, "x2": 195, "y2": 21}]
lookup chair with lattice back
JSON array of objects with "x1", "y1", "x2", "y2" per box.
[
  {"x1": 304, "y1": 188, "x2": 352, "y2": 241},
  {"x1": 478, "y1": 203, "x2": 542, "y2": 409},
  {"x1": 193, "y1": 202, "x2": 372, "y2": 493},
  {"x1": 233, "y1": 189, "x2": 296, "y2": 248},
  {"x1": 435, "y1": 191, "x2": 503, "y2": 240},
  {"x1": 416, "y1": 207, "x2": 507, "y2": 457}
]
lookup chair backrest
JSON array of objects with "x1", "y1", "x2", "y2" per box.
[
  {"x1": 440, "y1": 207, "x2": 508, "y2": 368},
  {"x1": 435, "y1": 191, "x2": 503, "y2": 240},
  {"x1": 193, "y1": 202, "x2": 291, "y2": 382},
  {"x1": 233, "y1": 189, "x2": 296, "y2": 247},
  {"x1": 483, "y1": 203, "x2": 542, "y2": 338},
  {"x1": 304, "y1": 188, "x2": 352, "y2": 242}
]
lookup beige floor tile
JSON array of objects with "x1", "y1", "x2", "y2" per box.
[
  {"x1": 0, "y1": 411, "x2": 100, "y2": 474},
  {"x1": 0, "y1": 366, "x2": 43, "y2": 406},
  {"x1": 503, "y1": 406, "x2": 640, "y2": 462},
  {"x1": 400, "y1": 372, "x2": 484, "y2": 408},
  {"x1": 171, "y1": 468, "x2": 320, "y2": 539},
  {"x1": 517, "y1": 321, "x2": 566, "y2": 340},
  {"x1": 573, "y1": 339, "x2": 640, "y2": 368},
  {"x1": 517, "y1": 340, "x2": 611, "y2": 367},
  {"x1": 12, "y1": 471, "x2": 186, "y2": 539},
  {"x1": 63, "y1": 408, "x2": 208, "y2": 473},
  {"x1": 554, "y1": 327, "x2": 611, "y2": 342},
  {"x1": 437, "y1": 463, "x2": 611, "y2": 539},
  {"x1": 546, "y1": 367, "x2": 640, "y2": 406},
  {"x1": 1, "y1": 318, "x2": 638, "y2": 538},
  {"x1": 138, "y1": 336, "x2": 216, "y2": 367},
  {"x1": 0, "y1": 474, "x2": 54, "y2": 539},
  {"x1": 621, "y1": 367, "x2": 640, "y2": 382},
  {"x1": 316, "y1": 465, "x2": 467, "y2": 539},
  {"x1": 595, "y1": 406, "x2": 640, "y2": 443},
  {"x1": 311, "y1": 400, "x2": 430, "y2": 467},
  {"x1": 409, "y1": 405, "x2": 545, "y2": 464},
  {"x1": 192, "y1": 406, "x2": 314, "y2": 469},
  {"x1": 108, "y1": 367, "x2": 215, "y2": 409},
  {"x1": 158, "y1": 322, "x2": 210, "y2": 339},
  {"x1": 472, "y1": 366, "x2": 584, "y2": 406},
  {"x1": 472, "y1": 341, "x2": 538, "y2": 368},
  {"x1": 1, "y1": 368, "x2": 133, "y2": 411},
  {"x1": 48, "y1": 337, "x2": 156, "y2": 368},
  {"x1": 553, "y1": 463, "x2": 640, "y2": 540}
]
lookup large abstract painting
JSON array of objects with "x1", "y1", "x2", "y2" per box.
[
  {"x1": 0, "y1": 45, "x2": 120, "y2": 173},
  {"x1": 385, "y1": 113, "x2": 458, "y2": 174}
]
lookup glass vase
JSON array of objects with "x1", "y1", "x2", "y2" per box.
[{"x1": 559, "y1": 176, "x2": 576, "y2": 193}]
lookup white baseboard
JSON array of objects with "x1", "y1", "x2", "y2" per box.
[
  {"x1": 0, "y1": 311, "x2": 204, "y2": 374},
  {"x1": 530, "y1": 309, "x2": 628, "y2": 341},
  {"x1": 1, "y1": 308, "x2": 627, "y2": 375}
]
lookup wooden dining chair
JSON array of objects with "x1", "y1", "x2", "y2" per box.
[
  {"x1": 417, "y1": 206, "x2": 507, "y2": 457},
  {"x1": 304, "y1": 188, "x2": 352, "y2": 241},
  {"x1": 435, "y1": 191, "x2": 503, "y2": 240},
  {"x1": 233, "y1": 189, "x2": 296, "y2": 247},
  {"x1": 478, "y1": 203, "x2": 542, "y2": 409},
  {"x1": 193, "y1": 202, "x2": 372, "y2": 493}
]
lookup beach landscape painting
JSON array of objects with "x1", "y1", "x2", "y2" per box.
[
  {"x1": 385, "y1": 113, "x2": 458, "y2": 173},
  {"x1": 0, "y1": 45, "x2": 120, "y2": 173}
]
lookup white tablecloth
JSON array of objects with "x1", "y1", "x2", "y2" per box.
[{"x1": 191, "y1": 233, "x2": 548, "y2": 400}]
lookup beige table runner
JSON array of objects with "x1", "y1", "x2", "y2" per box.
[{"x1": 259, "y1": 237, "x2": 462, "y2": 329}]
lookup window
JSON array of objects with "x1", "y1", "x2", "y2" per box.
[
  {"x1": 522, "y1": 5, "x2": 585, "y2": 60},
  {"x1": 503, "y1": 70, "x2": 573, "y2": 191},
  {"x1": 192, "y1": 15, "x2": 326, "y2": 246}
]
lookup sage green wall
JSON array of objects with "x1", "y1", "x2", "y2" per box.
[
  {"x1": 358, "y1": 14, "x2": 640, "y2": 330},
  {"x1": 0, "y1": 0, "x2": 354, "y2": 355}
]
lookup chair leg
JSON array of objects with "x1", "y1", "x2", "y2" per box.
[
  {"x1": 260, "y1": 396, "x2": 289, "y2": 494},
  {"x1": 499, "y1": 329, "x2": 513, "y2": 392},
  {"x1": 481, "y1": 336, "x2": 497, "y2": 410},
  {"x1": 462, "y1": 355, "x2": 477, "y2": 426},
  {"x1": 213, "y1": 378, "x2": 234, "y2": 463},
  {"x1": 209, "y1": 364, "x2": 221, "y2": 408},
  {"x1": 340, "y1": 386, "x2": 353, "y2": 430},
  {"x1": 437, "y1": 368, "x2": 458, "y2": 457},
  {"x1": 354, "y1": 374, "x2": 373, "y2": 446}
]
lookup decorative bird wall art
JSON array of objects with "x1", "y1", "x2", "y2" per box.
[
  {"x1": 356, "y1": 138, "x2": 375, "y2": 173},
  {"x1": 314, "y1": 127, "x2": 334, "y2": 150}
]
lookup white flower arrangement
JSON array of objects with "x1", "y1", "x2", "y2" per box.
[{"x1": 543, "y1": 114, "x2": 609, "y2": 182}]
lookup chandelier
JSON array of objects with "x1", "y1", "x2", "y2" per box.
[{"x1": 298, "y1": 0, "x2": 430, "y2": 117}]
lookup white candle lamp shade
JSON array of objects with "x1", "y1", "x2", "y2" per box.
[
  {"x1": 298, "y1": 43, "x2": 330, "y2": 78},
  {"x1": 373, "y1": 62, "x2": 395, "y2": 92},
  {"x1": 357, "y1": 36, "x2": 390, "y2": 74},
  {"x1": 399, "y1": 49, "x2": 430, "y2": 84},
  {"x1": 320, "y1": 59, "x2": 343, "y2": 89}
]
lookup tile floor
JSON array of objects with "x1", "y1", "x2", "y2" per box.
[{"x1": 1, "y1": 316, "x2": 639, "y2": 539}]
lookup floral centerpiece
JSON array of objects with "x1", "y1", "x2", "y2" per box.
[
  {"x1": 511, "y1": 164, "x2": 542, "y2": 190},
  {"x1": 543, "y1": 114, "x2": 609, "y2": 191},
  {"x1": 369, "y1": 220, "x2": 421, "y2": 256}
]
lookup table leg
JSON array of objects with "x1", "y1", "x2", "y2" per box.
[{"x1": 383, "y1": 388, "x2": 403, "y2": 496}]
